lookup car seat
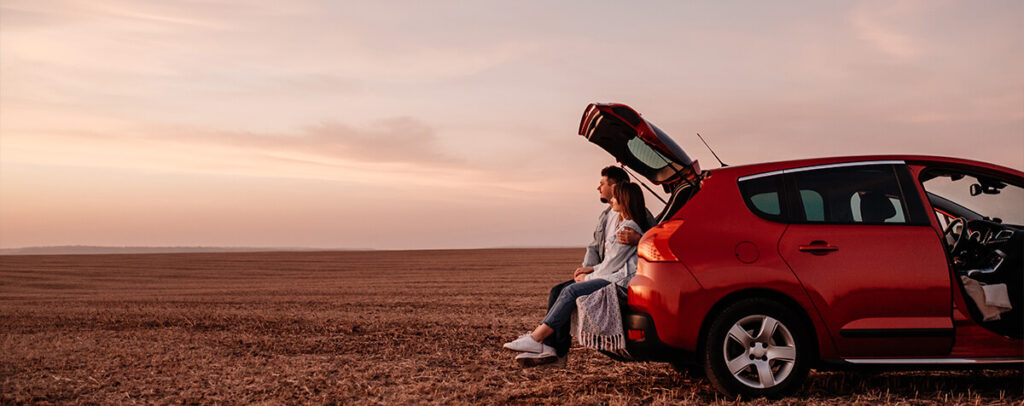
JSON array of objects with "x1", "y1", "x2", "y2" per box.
[{"x1": 859, "y1": 191, "x2": 897, "y2": 223}]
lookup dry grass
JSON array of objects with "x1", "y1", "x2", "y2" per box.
[{"x1": 1, "y1": 249, "x2": 1020, "y2": 404}]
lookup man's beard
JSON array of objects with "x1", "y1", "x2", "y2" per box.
[{"x1": 600, "y1": 197, "x2": 608, "y2": 203}]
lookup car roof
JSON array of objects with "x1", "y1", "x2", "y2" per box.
[{"x1": 709, "y1": 155, "x2": 1024, "y2": 180}]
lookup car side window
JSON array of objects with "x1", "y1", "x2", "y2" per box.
[
  {"x1": 738, "y1": 174, "x2": 785, "y2": 222},
  {"x1": 850, "y1": 193, "x2": 906, "y2": 223},
  {"x1": 800, "y1": 190, "x2": 825, "y2": 221},
  {"x1": 791, "y1": 165, "x2": 910, "y2": 224}
]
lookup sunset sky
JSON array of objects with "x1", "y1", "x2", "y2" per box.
[{"x1": 1, "y1": 1, "x2": 1022, "y2": 250}]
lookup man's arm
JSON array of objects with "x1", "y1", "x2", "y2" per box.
[
  {"x1": 573, "y1": 266, "x2": 594, "y2": 282},
  {"x1": 582, "y1": 209, "x2": 609, "y2": 267}
]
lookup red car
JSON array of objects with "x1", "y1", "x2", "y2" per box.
[{"x1": 578, "y1": 103, "x2": 1023, "y2": 398}]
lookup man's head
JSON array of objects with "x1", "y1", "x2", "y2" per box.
[{"x1": 598, "y1": 166, "x2": 629, "y2": 204}]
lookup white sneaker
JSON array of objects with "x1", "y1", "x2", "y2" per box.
[
  {"x1": 503, "y1": 334, "x2": 544, "y2": 353},
  {"x1": 515, "y1": 346, "x2": 559, "y2": 367}
]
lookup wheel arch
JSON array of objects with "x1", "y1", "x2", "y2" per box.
[{"x1": 696, "y1": 288, "x2": 821, "y2": 367}]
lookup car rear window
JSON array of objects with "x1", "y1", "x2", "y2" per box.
[{"x1": 738, "y1": 174, "x2": 785, "y2": 222}]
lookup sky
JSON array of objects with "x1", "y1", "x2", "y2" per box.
[{"x1": 1, "y1": 0, "x2": 1022, "y2": 250}]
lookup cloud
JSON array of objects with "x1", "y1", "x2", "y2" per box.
[
  {"x1": 0, "y1": 114, "x2": 486, "y2": 192},
  {"x1": 161, "y1": 117, "x2": 459, "y2": 167},
  {"x1": 0, "y1": 0, "x2": 544, "y2": 81},
  {"x1": 233, "y1": 122, "x2": 459, "y2": 174},
  {"x1": 1, "y1": 0, "x2": 229, "y2": 30},
  {"x1": 849, "y1": 3, "x2": 922, "y2": 61}
]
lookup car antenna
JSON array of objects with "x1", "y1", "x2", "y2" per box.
[
  {"x1": 697, "y1": 132, "x2": 727, "y2": 167},
  {"x1": 620, "y1": 165, "x2": 668, "y2": 205}
]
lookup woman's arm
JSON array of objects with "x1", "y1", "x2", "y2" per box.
[{"x1": 585, "y1": 221, "x2": 641, "y2": 284}]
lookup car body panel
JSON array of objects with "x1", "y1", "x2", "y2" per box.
[
  {"x1": 626, "y1": 261, "x2": 703, "y2": 347},
  {"x1": 778, "y1": 224, "x2": 954, "y2": 357}
]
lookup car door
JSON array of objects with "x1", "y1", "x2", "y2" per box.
[{"x1": 778, "y1": 162, "x2": 954, "y2": 357}]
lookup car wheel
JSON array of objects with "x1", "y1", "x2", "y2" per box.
[{"x1": 703, "y1": 298, "x2": 811, "y2": 399}]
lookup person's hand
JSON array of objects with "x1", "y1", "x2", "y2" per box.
[
  {"x1": 574, "y1": 273, "x2": 587, "y2": 282},
  {"x1": 617, "y1": 228, "x2": 643, "y2": 245},
  {"x1": 573, "y1": 266, "x2": 594, "y2": 279}
]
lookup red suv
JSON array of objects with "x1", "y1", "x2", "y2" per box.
[{"x1": 579, "y1": 103, "x2": 1023, "y2": 398}]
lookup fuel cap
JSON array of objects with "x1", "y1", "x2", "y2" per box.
[{"x1": 735, "y1": 241, "x2": 759, "y2": 264}]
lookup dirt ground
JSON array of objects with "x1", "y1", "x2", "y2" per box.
[{"x1": 1, "y1": 249, "x2": 1020, "y2": 404}]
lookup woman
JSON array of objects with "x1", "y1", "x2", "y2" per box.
[{"x1": 503, "y1": 182, "x2": 649, "y2": 364}]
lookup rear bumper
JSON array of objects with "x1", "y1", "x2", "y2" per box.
[{"x1": 624, "y1": 310, "x2": 696, "y2": 365}]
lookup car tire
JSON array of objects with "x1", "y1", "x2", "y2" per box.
[{"x1": 703, "y1": 298, "x2": 811, "y2": 399}]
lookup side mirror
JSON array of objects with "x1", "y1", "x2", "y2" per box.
[
  {"x1": 970, "y1": 183, "x2": 982, "y2": 196},
  {"x1": 970, "y1": 183, "x2": 1002, "y2": 196}
]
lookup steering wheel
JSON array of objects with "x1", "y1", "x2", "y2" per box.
[{"x1": 943, "y1": 217, "x2": 967, "y2": 254}]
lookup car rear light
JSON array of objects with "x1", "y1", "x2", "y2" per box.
[
  {"x1": 638, "y1": 220, "x2": 683, "y2": 262},
  {"x1": 627, "y1": 329, "x2": 645, "y2": 341}
]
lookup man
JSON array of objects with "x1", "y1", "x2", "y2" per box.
[{"x1": 513, "y1": 165, "x2": 655, "y2": 366}]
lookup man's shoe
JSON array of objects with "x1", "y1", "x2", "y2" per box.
[
  {"x1": 503, "y1": 334, "x2": 544, "y2": 353},
  {"x1": 515, "y1": 346, "x2": 558, "y2": 367}
]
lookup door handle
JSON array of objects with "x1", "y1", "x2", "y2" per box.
[{"x1": 798, "y1": 240, "x2": 838, "y2": 255}]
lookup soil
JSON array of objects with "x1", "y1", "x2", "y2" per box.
[{"x1": 1, "y1": 249, "x2": 1020, "y2": 404}]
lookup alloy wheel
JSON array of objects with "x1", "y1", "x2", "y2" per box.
[{"x1": 720, "y1": 314, "x2": 797, "y2": 389}]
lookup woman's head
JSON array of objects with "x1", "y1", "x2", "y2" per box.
[{"x1": 611, "y1": 182, "x2": 649, "y2": 230}]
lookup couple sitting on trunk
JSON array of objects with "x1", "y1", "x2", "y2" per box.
[{"x1": 503, "y1": 166, "x2": 655, "y2": 366}]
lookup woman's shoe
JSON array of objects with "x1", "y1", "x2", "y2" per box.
[
  {"x1": 502, "y1": 334, "x2": 544, "y2": 353},
  {"x1": 514, "y1": 348, "x2": 559, "y2": 367}
]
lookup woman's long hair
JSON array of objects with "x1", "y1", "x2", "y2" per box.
[{"x1": 614, "y1": 182, "x2": 649, "y2": 231}]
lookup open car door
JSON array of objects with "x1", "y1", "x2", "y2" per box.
[{"x1": 578, "y1": 103, "x2": 701, "y2": 189}]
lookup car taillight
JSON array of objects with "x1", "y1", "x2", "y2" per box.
[{"x1": 638, "y1": 219, "x2": 683, "y2": 262}]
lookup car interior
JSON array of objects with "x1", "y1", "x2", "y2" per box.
[{"x1": 922, "y1": 170, "x2": 1023, "y2": 339}]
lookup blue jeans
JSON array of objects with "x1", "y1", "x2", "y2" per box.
[{"x1": 542, "y1": 278, "x2": 611, "y2": 356}]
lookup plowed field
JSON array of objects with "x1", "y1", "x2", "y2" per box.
[{"x1": 1, "y1": 249, "x2": 1020, "y2": 404}]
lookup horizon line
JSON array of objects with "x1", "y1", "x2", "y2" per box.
[{"x1": 0, "y1": 245, "x2": 584, "y2": 256}]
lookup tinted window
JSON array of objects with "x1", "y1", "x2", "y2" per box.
[
  {"x1": 850, "y1": 193, "x2": 906, "y2": 223},
  {"x1": 751, "y1": 193, "x2": 781, "y2": 215},
  {"x1": 791, "y1": 165, "x2": 909, "y2": 224},
  {"x1": 739, "y1": 175, "x2": 785, "y2": 221}
]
